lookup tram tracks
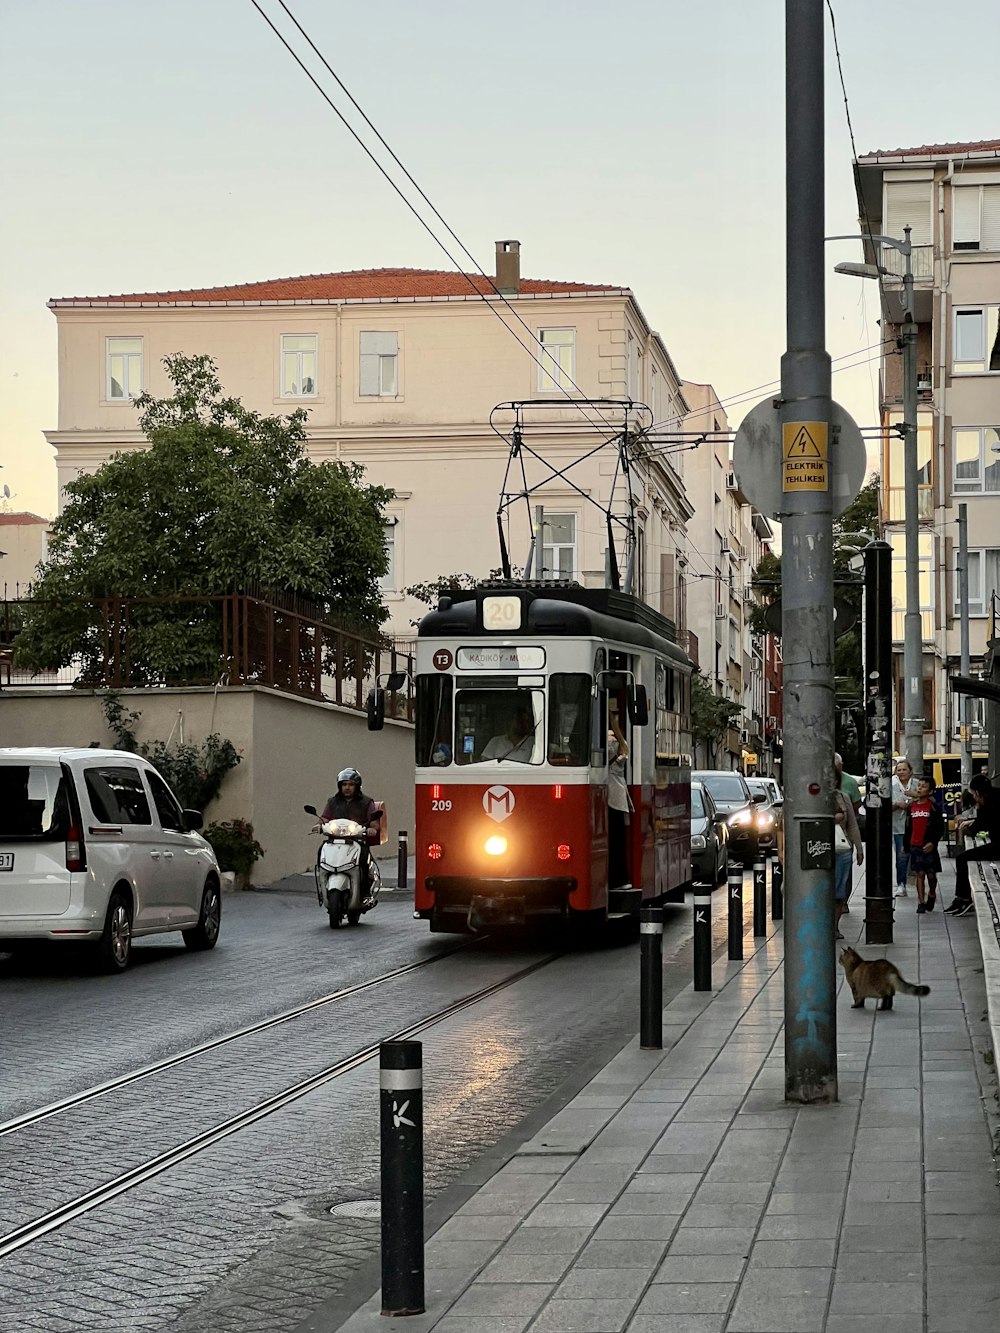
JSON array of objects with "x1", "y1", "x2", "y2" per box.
[{"x1": 0, "y1": 949, "x2": 561, "y2": 1259}]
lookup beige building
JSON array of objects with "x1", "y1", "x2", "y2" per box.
[
  {"x1": 855, "y1": 140, "x2": 1000, "y2": 751},
  {"x1": 46, "y1": 242, "x2": 696, "y2": 642},
  {"x1": 0, "y1": 512, "x2": 49, "y2": 597}
]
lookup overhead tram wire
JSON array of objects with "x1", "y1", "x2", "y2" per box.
[{"x1": 251, "y1": 0, "x2": 621, "y2": 447}]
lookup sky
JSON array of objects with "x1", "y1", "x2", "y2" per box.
[{"x1": 1, "y1": 0, "x2": 998, "y2": 520}]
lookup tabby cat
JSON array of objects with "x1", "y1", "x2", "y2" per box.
[{"x1": 838, "y1": 947, "x2": 931, "y2": 1011}]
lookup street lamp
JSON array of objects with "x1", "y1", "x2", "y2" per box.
[{"x1": 831, "y1": 227, "x2": 923, "y2": 776}]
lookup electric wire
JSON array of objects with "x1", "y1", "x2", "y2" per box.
[{"x1": 252, "y1": 1, "x2": 622, "y2": 446}]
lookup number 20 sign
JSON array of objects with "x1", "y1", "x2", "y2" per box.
[{"x1": 482, "y1": 596, "x2": 521, "y2": 632}]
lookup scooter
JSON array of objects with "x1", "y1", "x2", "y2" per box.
[{"x1": 304, "y1": 805, "x2": 381, "y2": 928}]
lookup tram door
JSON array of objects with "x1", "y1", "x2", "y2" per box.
[{"x1": 606, "y1": 652, "x2": 646, "y2": 895}]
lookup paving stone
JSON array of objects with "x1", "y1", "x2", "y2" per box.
[
  {"x1": 590, "y1": 1214, "x2": 680, "y2": 1242},
  {"x1": 652, "y1": 1253, "x2": 746, "y2": 1283},
  {"x1": 449, "y1": 1282, "x2": 555, "y2": 1316},
  {"x1": 575, "y1": 1239, "x2": 667, "y2": 1269},
  {"x1": 476, "y1": 1252, "x2": 575, "y2": 1283},
  {"x1": 529, "y1": 1297, "x2": 636, "y2": 1332},
  {"x1": 747, "y1": 1238, "x2": 837, "y2": 1267},
  {"x1": 830, "y1": 1280, "x2": 924, "y2": 1315}
]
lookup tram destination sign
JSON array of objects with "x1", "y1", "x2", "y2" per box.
[{"x1": 457, "y1": 646, "x2": 546, "y2": 671}]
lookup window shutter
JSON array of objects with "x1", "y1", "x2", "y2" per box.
[
  {"x1": 953, "y1": 187, "x2": 981, "y2": 247},
  {"x1": 885, "y1": 180, "x2": 933, "y2": 246},
  {"x1": 660, "y1": 553, "x2": 675, "y2": 621},
  {"x1": 982, "y1": 186, "x2": 1000, "y2": 251}
]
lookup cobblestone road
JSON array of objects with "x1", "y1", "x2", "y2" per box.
[{"x1": 0, "y1": 880, "x2": 731, "y2": 1332}]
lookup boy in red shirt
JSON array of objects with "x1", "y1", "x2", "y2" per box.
[{"x1": 904, "y1": 775, "x2": 945, "y2": 913}]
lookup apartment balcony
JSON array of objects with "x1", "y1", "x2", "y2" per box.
[
  {"x1": 891, "y1": 609, "x2": 934, "y2": 644},
  {"x1": 878, "y1": 243, "x2": 934, "y2": 322}
]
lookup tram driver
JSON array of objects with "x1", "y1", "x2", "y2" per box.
[{"x1": 482, "y1": 703, "x2": 537, "y2": 763}]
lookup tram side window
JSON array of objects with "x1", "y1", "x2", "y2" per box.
[
  {"x1": 416, "y1": 675, "x2": 453, "y2": 766},
  {"x1": 548, "y1": 674, "x2": 591, "y2": 766},
  {"x1": 454, "y1": 688, "x2": 544, "y2": 765}
]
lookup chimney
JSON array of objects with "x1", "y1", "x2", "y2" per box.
[{"x1": 495, "y1": 239, "x2": 521, "y2": 295}]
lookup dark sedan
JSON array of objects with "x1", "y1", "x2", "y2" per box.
[
  {"x1": 745, "y1": 778, "x2": 779, "y2": 855},
  {"x1": 691, "y1": 781, "x2": 728, "y2": 885},
  {"x1": 693, "y1": 769, "x2": 759, "y2": 868}
]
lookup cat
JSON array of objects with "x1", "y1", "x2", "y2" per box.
[{"x1": 838, "y1": 946, "x2": 931, "y2": 1011}]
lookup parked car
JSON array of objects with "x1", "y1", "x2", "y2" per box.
[
  {"x1": 0, "y1": 748, "x2": 221, "y2": 972},
  {"x1": 745, "y1": 777, "x2": 780, "y2": 856},
  {"x1": 692, "y1": 769, "x2": 759, "y2": 867},
  {"x1": 690, "y1": 780, "x2": 728, "y2": 886}
]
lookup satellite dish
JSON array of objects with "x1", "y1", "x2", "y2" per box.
[{"x1": 2, "y1": 485, "x2": 9, "y2": 499}]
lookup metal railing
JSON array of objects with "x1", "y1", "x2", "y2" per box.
[
  {"x1": 0, "y1": 594, "x2": 415, "y2": 721},
  {"x1": 880, "y1": 243, "x2": 934, "y2": 281}
]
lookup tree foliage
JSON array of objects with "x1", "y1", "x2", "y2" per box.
[
  {"x1": 16, "y1": 355, "x2": 393, "y2": 678},
  {"x1": 402, "y1": 567, "x2": 520, "y2": 626},
  {"x1": 691, "y1": 671, "x2": 744, "y2": 765}
]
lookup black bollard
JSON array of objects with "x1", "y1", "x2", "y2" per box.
[
  {"x1": 693, "y1": 888, "x2": 712, "y2": 992},
  {"x1": 397, "y1": 830, "x2": 409, "y2": 891},
  {"x1": 380, "y1": 1041, "x2": 424, "y2": 1316},
  {"x1": 771, "y1": 850, "x2": 784, "y2": 921},
  {"x1": 639, "y1": 906, "x2": 663, "y2": 1049},
  {"x1": 727, "y1": 863, "x2": 744, "y2": 960},
  {"x1": 753, "y1": 856, "x2": 767, "y2": 937}
]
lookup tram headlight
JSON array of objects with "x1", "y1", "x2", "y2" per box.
[{"x1": 484, "y1": 836, "x2": 507, "y2": 856}]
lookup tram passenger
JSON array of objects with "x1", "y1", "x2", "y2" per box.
[
  {"x1": 608, "y1": 706, "x2": 632, "y2": 888},
  {"x1": 482, "y1": 704, "x2": 537, "y2": 763}
]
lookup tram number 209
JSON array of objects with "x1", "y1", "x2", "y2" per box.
[{"x1": 431, "y1": 799, "x2": 453, "y2": 812}]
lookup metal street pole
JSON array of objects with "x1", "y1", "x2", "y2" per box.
[
  {"x1": 958, "y1": 503, "x2": 972, "y2": 788},
  {"x1": 900, "y1": 228, "x2": 924, "y2": 777},
  {"x1": 781, "y1": 0, "x2": 837, "y2": 1105},
  {"x1": 864, "y1": 540, "x2": 893, "y2": 945}
]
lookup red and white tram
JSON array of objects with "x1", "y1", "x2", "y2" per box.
[{"x1": 407, "y1": 583, "x2": 693, "y2": 933}]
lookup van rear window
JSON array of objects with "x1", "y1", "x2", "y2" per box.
[{"x1": 0, "y1": 765, "x2": 70, "y2": 841}]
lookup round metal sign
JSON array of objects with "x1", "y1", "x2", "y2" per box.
[
  {"x1": 764, "y1": 595, "x2": 859, "y2": 638},
  {"x1": 732, "y1": 397, "x2": 867, "y2": 520}
]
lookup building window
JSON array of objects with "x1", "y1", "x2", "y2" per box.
[
  {"x1": 380, "y1": 519, "x2": 398, "y2": 593},
  {"x1": 885, "y1": 413, "x2": 933, "y2": 519},
  {"x1": 281, "y1": 334, "x2": 318, "y2": 397},
  {"x1": 890, "y1": 530, "x2": 933, "y2": 642},
  {"x1": 649, "y1": 366, "x2": 659, "y2": 422},
  {"x1": 107, "y1": 337, "x2": 142, "y2": 400},
  {"x1": 953, "y1": 427, "x2": 1000, "y2": 494},
  {"x1": 537, "y1": 328, "x2": 575, "y2": 392},
  {"x1": 955, "y1": 549, "x2": 1000, "y2": 617},
  {"x1": 953, "y1": 184, "x2": 1000, "y2": 252},
  {"x1": 626, "y1": 330, "x2": 641, "y2": 402},
  {"x1": 539, "y1": 513, "x2": 576, "y2": 580},
  {"x1": 360, "y1": 332, "x2": 398, "y2": 397},
  {"x1": 953, "y1": 306, "x2": 1000, "y2": 374}
]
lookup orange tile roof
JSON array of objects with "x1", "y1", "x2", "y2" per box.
[
  {"x1": 50, "y1": 268, "x2": 628, "y2": 307},
  {"x1": 0, "y1": 512, "x2": 49, "y2": 526},
  {"x1": 858, "y1": 139, "x2": 1000, "y2": 161}
]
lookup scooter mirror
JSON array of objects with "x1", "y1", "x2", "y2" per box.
[
  {"x1": 304, "y1": 804, "x2": 318, "y2": 816},
  {"x1": 386, "y1": 670, "x2": 407, "y2": 692},
  {"x1": 367, "y1": 687, "x2": 386, "y2": 732}
]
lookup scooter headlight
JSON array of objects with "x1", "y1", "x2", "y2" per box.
[{"x1": 484, "y1": 836, "x2": 507, "y2": 856}]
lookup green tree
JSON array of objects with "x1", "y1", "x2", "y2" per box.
[
  {"x1": 16, "y1": 354, "x2": 393, "y2": 678},
  {"x1": 691, "y1": 671, "x2": 744, "y2": 765}
]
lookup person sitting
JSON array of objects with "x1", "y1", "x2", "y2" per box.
[
  {"x1": 482, "y1": 707, "x2": 536, "y2": 763},
  {"x1": 946, "y1": 772, "x2": 1000, "y2": 917},
  {"x1": 321, "y1": 767, "x2": 382, "y2": 904}
]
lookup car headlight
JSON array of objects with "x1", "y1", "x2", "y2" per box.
[
  {"x1": 691, "y1": 834, "x2": 707, "y2": 850},
  {"x1": 756, "y1": 812, "x2": 774, "y2": 828},
  {"x1": 729, "y1": 811, "x2": 753, "y2": 828}
]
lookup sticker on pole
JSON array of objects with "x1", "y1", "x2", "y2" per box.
[{"x1": 782, "y1": 422, "x2": 828, "y2": 492}]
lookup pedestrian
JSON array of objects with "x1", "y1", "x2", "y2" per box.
[
  {"x1": 834, "y1": 763, "x2": 864, "y2": 939},
  {"x1": 607, "y1": 707, "x2": 632, "y2": 890},
  {"x1": 904, "y1": 774, "x2": 944, "y2": 913},
  {"x1": 891, "y1": 759, "x2": 918, "y2": 897},
  {"x1": 945, "y1": 773, "x2": 1000, "y2": 916}
]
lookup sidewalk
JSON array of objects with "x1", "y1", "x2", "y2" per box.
[{"x1": 323, "y1": 862, "x2": 1000, "y2": 1333}]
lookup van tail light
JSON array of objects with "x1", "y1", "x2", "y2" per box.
[{"x1": 66, "y1": 823, "x2": 86, "y2": 873}]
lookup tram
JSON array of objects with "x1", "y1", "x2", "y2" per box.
[{"x1": 399, "y1": 582, "x2": 693, "y2": 934}]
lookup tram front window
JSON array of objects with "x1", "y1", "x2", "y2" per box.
[
  {"x1": 416, "y1": 675, "x2": 453, "y2": 766},
  {"x1": 548, "y1": 674, "x2": 591, "y2": 766},
  {"x1": 455, "y1": 689, "x2": 544, "y2": 765}
]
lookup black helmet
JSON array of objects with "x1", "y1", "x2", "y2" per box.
[{"x1": 337, "y1": 767, "x2": 362, "y2": 788}]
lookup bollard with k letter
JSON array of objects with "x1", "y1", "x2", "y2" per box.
[
  {"x1": 693, "y1": 886, "x2": 712, "y2": 991},
  {"x1": 727, "y1": 863, "x2": 744, "y2": 960},
  {"x1": 380, "y1": 1040, "x2": 424, "y2": 1315},
  {"x1": 753, "y1": 854, "x2": 767, "y2": 937},
  {"x1": 771, "y1": 848, "x2": 783, "y2": 920},
  {"x1": 397, "y1": 830, "x2": 409, "y2": 891},
  {"x1": 639, "y1": 906, "x2": 663, "y2": 1049}
]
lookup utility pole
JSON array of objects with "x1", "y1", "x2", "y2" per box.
[
  {"x1": 864, "y1": 540, "x2": 893, "y2": 944},
  {"x1": 781, "y1": 0, "x2": 837, "y2": 1104},
  {"x1": 900, "y1": 228, "x2": 924, "y2": 776},
  {"x1": 958, "y1": 503, "x2": 972, "y2": 788}
]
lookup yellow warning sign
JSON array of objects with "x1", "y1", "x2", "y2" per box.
[{"x1": 782, "y1": 421, "x2": 828, "y2": 492}]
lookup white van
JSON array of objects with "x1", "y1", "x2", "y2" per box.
[{"x1": 0, "y1": 748, "x2": 221, "y2": 972}]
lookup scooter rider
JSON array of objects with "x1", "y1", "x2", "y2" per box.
[{"x1": 321, "y1": 768, "x2": 381, "y2": 903}]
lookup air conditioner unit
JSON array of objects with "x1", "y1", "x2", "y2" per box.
[
  {"x1": 715, "y1": 604, "x2": 728, "y2": 620},
  {"x1": 720, "y1": 540, "x2": 731, "y2": 554},
  {"x1": 917, "y1": 374, "x2": 932, "y2": 392},
  {"x1": 726, "y1": 471, "x2": 738, "y2": 490}
]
